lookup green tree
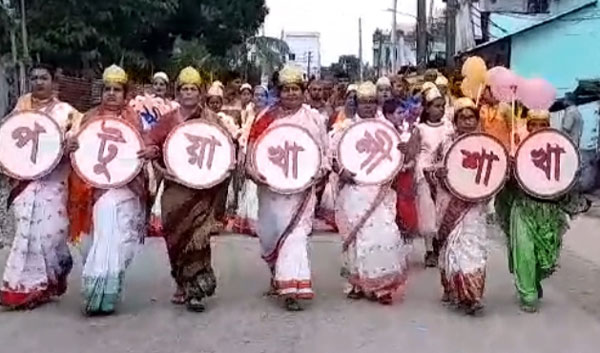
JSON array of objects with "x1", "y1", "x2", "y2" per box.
[
  {"x1": 23, "y1": 0, "x2": 177, "y2": 74},
  {"x1": 143, "y1": 0, "x2": 268, "y2": 69},
  {"x1": 328, "y1": 55, "x2": 361, "y2": 82},
  {"x1": 4, "y1": 0, "x2": 268, "y2": 78},
  {"x1": 246, "y1": 36, "x2": 289, "y2": 78}
]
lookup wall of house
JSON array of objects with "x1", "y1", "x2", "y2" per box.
[{"x1": 510, "y1": 3, "x2": 600, "y2": 152}]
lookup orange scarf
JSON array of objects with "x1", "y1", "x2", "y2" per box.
[{"x1": 67, "y1": 104, "x2": 142, "y2": 244}]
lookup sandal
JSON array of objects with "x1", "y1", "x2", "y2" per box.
[
  {"x1": 171, "y1": 288, "x2": 186, "y2": 305},
  {"x1": 378, "y1": 294, "x2": 393, "y2": 305},
  {"x1": 186, "y1": 298, "x2": 205, "y2": 312},
  {"x1": 520, "y1": 302, "x2": 538, "y2": 313},
  {"x1": 465, "y1": 302, "x2": 484, "y2": 315},
  {"x1": 284, "y1": 298, "x2": 303, "y2": 312},
  {"x1": 346, "y1": 289, "x2": 364, "y2": 300},
  {"x1": 424, "y1": 251, "x2": 438, "y2": 268}
]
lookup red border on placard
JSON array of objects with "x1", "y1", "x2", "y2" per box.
[
  {"x1": 443, "y1": 132, "x2": 509, "y2": 202},
  {"x1": 250, "y1": 123, "x2": 322, "y2": 195},
  {"x1": 514, "y1": 127, "x2": 580, "y2": 200},
  {"x1": 163, "y1": 119, "x2": 235, "y2": 190},
  {"x1": 70, "y1": 116, "x2": 145, "y2": 189},
  {"x1": 336, "y1": 119, "x2": 403, "y2": 186},
  {"x1": 0, "y1": 110, "x2": 64, "y2": 181}
]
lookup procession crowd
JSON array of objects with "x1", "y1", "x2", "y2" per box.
[{"x1": 0, "y1": 61, "x2": 590, "y2": 317}]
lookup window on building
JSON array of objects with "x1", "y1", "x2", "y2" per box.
[
  {"x1": 289, "y1": 53, "x2": 296, "y2": 61},
  {"x1": 527, "y1": 0, "x2": 549, "y2": 13}
]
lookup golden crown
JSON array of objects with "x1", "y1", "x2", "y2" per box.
[
  {"x1": 279, "y1": 65, "x2": 304, "y2": 86},
  {"x1": 177, "y1": 66, "x2": 201, "y2": 86},
  {"x1": 356, "y1": 82, "x2": 377, "y2": 99},
  {"x1": 454, "y1": 97, "x2": 476, "y2": 112},
  {"x1": 527, "y1": 109, "x2": 550, "y2": 121},
  {"x1": 102, "y1": 65, "x2": 128, "y2": 85}
]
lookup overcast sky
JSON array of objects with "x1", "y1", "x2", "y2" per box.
[{"x1": 263, "y1": 0, "x2": 445, "y2": 66}]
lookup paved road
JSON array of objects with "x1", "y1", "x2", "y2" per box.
[{"x1": 1, "y1": 222, "x2": 600, "y2": 353}]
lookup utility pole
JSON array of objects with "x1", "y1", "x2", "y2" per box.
[
  {"x1": 18, "y1": 0, "x2": 29, "y2": 94},
  {"x1": 377, "y1": 34, "x2": 383, "y2": 78},
  {"x1": 19, "y1": 0, "x2": 28, "y2": 60},
  {"x1": 359, "y1": 17, "x2": 363, "y2": 81},
  {"x1": 481, "y1": 11, "x2": 490, "y2": 43},
  {"x1": 446, "y1": 0, "x2": 457, "y2": 68},
  {"x1": 307, "y1": 51, "x2": 312, "y2": 79},
  {"x1": 417, "y1": 0, "x2": 427, "y2": 71},
  {"x1": 391, "y1": 0, "x2": 398, "y2": 75}
]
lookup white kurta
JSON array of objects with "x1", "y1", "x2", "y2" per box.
[
  {"x1": 1, "y1": 99, "x2": 77, "y2": 308},
  {"x1": 414, "y1": 122, "x2": 454, "y2": 239},
  {"x1": 255, "y1": 105, "x2": 328, "y2": 299}
]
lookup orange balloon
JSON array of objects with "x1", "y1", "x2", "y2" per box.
[
  {"x1": 462, "y1": 56, "x2": 487, "y2": 83},
  {"x1": 461, "y1": 78, "x2": 482, "y2": 100}
]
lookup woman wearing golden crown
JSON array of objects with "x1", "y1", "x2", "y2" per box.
[
  {"x1": 146, "y1": 66, "x2": 232, "y2": 312},
  {"x1": 0, "y1": 64, "x2": 82, "y2": 310},
  {"x1": 331, "y1": 82, "x2": 411, "y2": 306},
  {"x1": 67, "y1": 64, "x2": 159, "y2": 315},
  {"x1": 494, "y1": 109, "x2": 590, "y2": 313},
  {"x1": 246, "y1": 65, "x2": 329, "y2": 311}
]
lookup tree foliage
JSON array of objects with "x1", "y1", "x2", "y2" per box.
[
  {"x1": 0, "y1": 0, "x2": 268, "y2": 77},
  {"x1": 328, "y1": 55, "x2": 361, "y2": 82}
]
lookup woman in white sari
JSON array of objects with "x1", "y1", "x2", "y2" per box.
[
  {"x1": 432, "y1": 98, "x2": 488, "y2": 315},
  {"x1": 1, "y1": 64, "x2": 80, "y2": 309},
  {"x1": 247, "y1": 66, "x2": 329, "y2": 311},
  {"x1": 226, "y1": 84, "x2": 263, "y2": 235},
  {"x1": 68, "y1": 65, "x2": 158, "y2": 315},
  {"x1": 332, "y1": 82, "x2": 410, "y2": 305}
]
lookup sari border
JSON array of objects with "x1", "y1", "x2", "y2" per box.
[{"x1": 262, "y1": 188, "x2": 313, "y2": 265}]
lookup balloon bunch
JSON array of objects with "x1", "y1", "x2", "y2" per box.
[
  {"x1": 460, "y1": 56, "x2": 557, "y2": 111},
  {"x1": 460, "y1": 56, "x2": 487, "y2": 102}
]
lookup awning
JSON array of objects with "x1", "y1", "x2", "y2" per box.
[{"x1": 550, "y1": 79, "x2": 600, "y2": 112}]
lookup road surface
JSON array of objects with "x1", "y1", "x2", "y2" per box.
[{"x1": 1, "y1": 215, "x2": 600, "y2": 353}]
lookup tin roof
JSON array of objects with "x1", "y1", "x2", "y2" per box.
[{"x1": 461, "y1": 0, "x2": 598, "y2": 54}]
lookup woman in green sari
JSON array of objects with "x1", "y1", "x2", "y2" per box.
[{"x1": 495, "y1": 110, "x2": 590, "y2": 313}]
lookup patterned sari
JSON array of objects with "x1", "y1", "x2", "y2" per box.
[
  {"x1": 332, "y1": 116, "x2": 410, "y2": 302},
  {"x1": 149, "y1": 107, "x2": 228, "y2": 305},
  {"x1": 1, "y1": 95, "x2": 78, "y2": 309},
  {"x1": 438, "y1": 196, "x2": 487, "y2": 308}
]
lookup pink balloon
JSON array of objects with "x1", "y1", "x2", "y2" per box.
[
  {"x1": 516, "y1": 78, "x2": 556, "y2": 110},
  {"x1": 489, "y1": 68, "x2": 520, "y2": 103},
  {"x1": 486, "y1": 66, "x2": 507, "y2": 85}
]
